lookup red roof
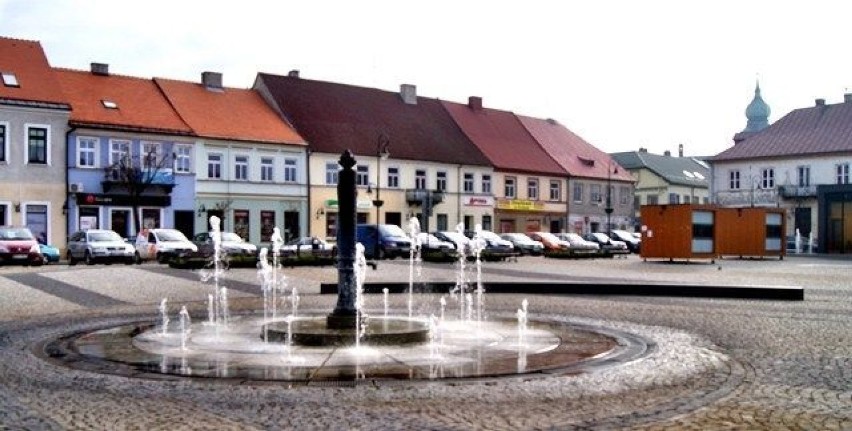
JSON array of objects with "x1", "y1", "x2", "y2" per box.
[
  {"x1": 518, "y1": 116, "x2": 634, "y2": 182},
  {"x1": 714, "y1": 100, "x2": 852, "y2": 161},
  {"x1": 441, "y1": 100, "x2": 565, "y2": 176},
  {"x1": 255, "y1": 73, "x2": 491, "y2": 165},
  {"x1": 54, "y1": 69, "x2": 192, "y2": 135},
  {"x1": 155, "y1": 78, "x2": 304, "y2": 145},
  {"x1": 0, "y1": 37, "x2": 68, "y2": 108}
]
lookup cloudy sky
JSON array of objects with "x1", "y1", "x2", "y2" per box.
[{"x1": 2, "y1": 0, "x2": 851, "y2": 157}]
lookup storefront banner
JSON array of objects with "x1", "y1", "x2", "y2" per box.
[
  {"x1": 463, "y1": 196, "x2": 494, "y2": 207},
  {"x1": 496, "y1": 199, "x2": 545, "y2": 211}
]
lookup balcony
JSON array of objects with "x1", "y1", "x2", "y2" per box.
[
  {"x1": 778, "y1": 185, "x2": 817, "y2": 199},
  {"x1": 405, "y1": 189, "x2": 444, "y2": 206}
]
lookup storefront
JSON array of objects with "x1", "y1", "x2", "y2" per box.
[
  {"x1": 495, "y1": 198, "x2": 565, "y2": 233},
  {"x1": 71, "y1": 193, "x2": 171, "y2": 238}
]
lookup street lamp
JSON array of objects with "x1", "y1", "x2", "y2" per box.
[
  {"x1": 605, "y1": 162, "x2": 615, "y2": 236},
  {"x1": 373, "y1": 134, "x2": 390, "y2": 258}
]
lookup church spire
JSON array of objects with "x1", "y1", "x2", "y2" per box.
[{"x1": 743, "y1": 80, "x2": 770, "y2": 133}]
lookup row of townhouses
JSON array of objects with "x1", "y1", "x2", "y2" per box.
[{"x1": 0, "y1": 37, "x2": 635, "y2": 254}]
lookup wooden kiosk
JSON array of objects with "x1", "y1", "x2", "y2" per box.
[{"x1": 640, "y1": 204, "x2": 787, "y2": 262}]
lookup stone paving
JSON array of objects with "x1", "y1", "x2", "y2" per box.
[{"x1": 0, "y1": 254, "x2": 850, "y2": 430}]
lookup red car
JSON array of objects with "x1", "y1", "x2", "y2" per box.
[{"x1": 0, "y1": 226, "x2": 44, "y2": 266}]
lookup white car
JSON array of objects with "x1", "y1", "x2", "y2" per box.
[
  {"x1": 67, "y1": 229, "x2": 136, "y2": 265},
  {"x1": 416, "y1": 232, "x2": 457, "y2": 258},
  {"x1": 500, "y1": 233, "x2": 545, "y2": 256},
  {"x1": 135, "y1": 228, "x2": 197, "y2": 263},
  {"x1": 557, "y1": 232, "x2": 600, "y2": 252}
]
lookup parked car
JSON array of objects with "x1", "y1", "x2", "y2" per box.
[
  {"x1": 0, "y1": 226, "x2": 43, "y2": 266},
  {"x1": 500, "y1": 233, "x2": 544, "y2": 256},
  {"x1": 279, "y1": 236, "x2": 337, "y2": 262},
  {"x1": 134, "y1": 228, "x2": 197, "y2": 263},
  {"x1": 786, "y1": 235, "x2": 818, "y2": 253},
  {"x1": 467, "y1": 229, "x2": 517, "y2": 260},
  {"x1": 39, "y1": 243, "x2": 61, "y2": 264},
  {"x1": 67, "y1": 229, "x2": 136, "y2": 265},
  {"x1": 583, "y1": 232, "x2": 629, "y2": 255},
  {"x1": 434, "y1": 231, "x2": 472, "y2": 255},
  {"x1": 556, "y1": 232, "x2": 600, "y2": 254},
  {"x1": 196, "y1": 231, "x2": 259, "y2": 266},
  {"x1": 416, "y1": 232, "x2": 458, "y2": 260},
  {"x1": 527, "y1": 231, "x2": 570, "y2": 251},
  {"x1": 356, "y1": 224, "x2": 412, "y2": 260},
  {"x1": 610, "y1": 229, "x2": 641, "y2": 253}
]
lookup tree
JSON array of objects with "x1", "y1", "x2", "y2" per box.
[{"x1": 103, "y1": 147, "x2": 175, "y2": 235}]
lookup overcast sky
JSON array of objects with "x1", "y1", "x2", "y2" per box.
[{"x1": 2, "y1": 0, "x2": 851, "y2": 157}]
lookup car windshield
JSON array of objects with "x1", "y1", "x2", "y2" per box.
[
  {"x1": 220, "y1": 232, "x2": 243, "y2": 242},
  {"x1": 476, "y1": 230, "x2": 501, "y2": 241},
  {"x1": 564, "y1": 233, "x2": 583, "y2": 242},
  {"x1": 157, "y1": 230, "x2": 188, "y2": 241},
  {"x1": 590, "y1": 233, "x2": 609, "y2": 242},
  {"x1": 379, "y1": 224, "x2": 407, "y2": 237},
  {"x1": 0, "y1": 227, "x2": 34, "y2": 240},
  {"x1": 90, "y1": 231, "x2": 123, "y2": 242},
  {"x1": 418, "y1": 233, "x2": 442, "y2": 243},
  {"x1": 440, "y1": 232, "x2": 469, "y2": 243},
  {"x1": 536, "y1": 232, "x2": 560, "y2": 242}
]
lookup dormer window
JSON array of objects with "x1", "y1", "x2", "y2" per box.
[
  {"x1": 578, "y1": 156, "x2": 595, "y2": 167},
  {"x1": 101, "y1": 100, "x2": 118, "y2": 109},
  {"x1": 1, "y1": 72, "x2": 19, "y2": 87}
]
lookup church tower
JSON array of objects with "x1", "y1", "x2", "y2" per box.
[{"x1": 734, "y1": 81, "x2": 771, "y2": 144}]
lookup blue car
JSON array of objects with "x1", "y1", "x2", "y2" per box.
[{"x1": 39, "y1": 243, "x2": 61, "y2": 264}]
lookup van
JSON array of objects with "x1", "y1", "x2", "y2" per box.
[
  {"x1": 134, "y1": 228, "x2": 197, "y2": 263},
  {"x1": 355, "y1": 224, "x2": 412, "y2": 259}
]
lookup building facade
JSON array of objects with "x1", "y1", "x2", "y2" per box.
[{"x1": 1, "y1": 38, "x2": 72, "y2": 250}]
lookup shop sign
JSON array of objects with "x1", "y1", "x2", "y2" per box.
[
  {"x1": 75, "y1": 193, "x2": 171, "y2": 207},
  {"x1": 356, "y1": 199, "x2": 373, "y2": 209},
  {"x1": 324, "y1": 199, "x2": 339, "y2": 208},
  {"x1": 495, "y1": 199, "x2": 544, "y2": 211},
  {"x1": 463, "y1": 196, "x2": 494, "y2": 207}
]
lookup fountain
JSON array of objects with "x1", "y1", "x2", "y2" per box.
[{"x1": 47, "y1": 150, "x2": 644, "y2": 383}]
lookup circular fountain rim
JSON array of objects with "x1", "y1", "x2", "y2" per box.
[
  {"x1": 35, "y1": 312, "x2": 654, "y2": 386},
  {"x1": 263, "y1": 315, "x2": 431, "y2": 346}
]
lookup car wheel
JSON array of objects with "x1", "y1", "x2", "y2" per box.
[
  {"x1": 156, "y1": 253, "x2": 169, "y2": 264},
  {"x1": 134, "y1": 252, "x2": 142, "y2": 265},
  {"x1": 84, "y1": 251, "x2": 95, "y2": 265},
  {"x1": 68, "y1": 253, "x2": 77, "y2": 266},
  {"x1": 377, "y1": 247, "x2": 386, "y2": 260}
]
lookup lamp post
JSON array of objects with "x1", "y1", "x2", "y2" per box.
[
  {"x1": 373, "y1": 134, "x2": 390, "y2": 258},
  {"x1": 605, "y1": 162, "x2": 614, "y2": 237}
]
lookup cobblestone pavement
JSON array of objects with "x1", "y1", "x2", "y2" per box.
[{"x1": 0, "y1": 254, "x2": 850, "y2": 430}]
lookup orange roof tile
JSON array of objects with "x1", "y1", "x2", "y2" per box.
[
  {"x1": 0, "y1": 37, "x2": 68, "y2": 107},
  {"x1": 54, "y1": 68, "x2": 192, "y2": 135},
  {"x1": 155, "y1": 77, "x2": 304, "y2": 145}
]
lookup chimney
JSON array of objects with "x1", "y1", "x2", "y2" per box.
[
  {"x1": 678, "y1": 143, "x2": 684, "y2": 157},
  {"x1": 288, "y1": 70, "x2": 300, "y2": 78},
  {"x1": 664, "y1": 150, "x2": 671, "y2": 156},
  {"x1": 468, "y1": 96, "x2": 483, "y2": 111},
  {"x1": 844, "y1": 93, "x2": 852, "y2": 103},
  {"x1": 400, "y1": 84, "x2": 417, "y2": 105},
  {"x1": 202, "y1": 71, "x2": 223, "y2": 90},
  {"x1": 90, "y1": 62, "x2": 109, "y2": 76},
  {"x1": 639, "y1": 147, "x2": 648, "y2": 153},
  {"x1": 815, "y1": 98, "x2": 826, "y2": 106}
]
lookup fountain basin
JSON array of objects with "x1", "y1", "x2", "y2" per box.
[{"x1": 263, "y1": 316, "x2": 431, "y2": 346}]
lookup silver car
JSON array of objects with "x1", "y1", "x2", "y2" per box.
[{"x1": 67, "y1": 229, "x2": 136, "y2": 265}]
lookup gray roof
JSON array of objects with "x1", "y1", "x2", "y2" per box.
[
  {"x1": 714, "y1": 98, "x2": 852, "y2": 161},
  {"x1": 611, "y1": 151, "x2": 710, "y2": 187}
]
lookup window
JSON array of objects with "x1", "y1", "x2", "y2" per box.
[
  {"x1": 77, "y1": 137, "x2": 97, "y2": 168},
  {"x1": 101, "y1": 100, "x2": 118, "y2": 109},
  {"x1": 760, "y1": 168, "x2": 774, "y2": 189},
  {"x1": 797, "y1": 165, "x2": 811, "y2": 187},
  {"x1": 284, "y1": 158, "x2": 297, "y2": 182},
  {"x1": 234, "y1": 155, "x2": 249, "y2": 181},
  {"x1": 620, "y1": 186, "x2": 630, "y2": 205},
  {"x1": 141, "y1": 141, "x2": 162, "y2": 169},
  {"x1": 0, "y1": 123, "x2": 6, "y2": 162},
  {"x1": 836, "y1": 163, "x2": 850, "y2": 185},
  {"x1": 683, "y1": 194, "x2": 690, "y2": 203},
  {"x1": 669, "y1": 193, "x2": 680, "y2": 204},
  {"x1": 325, "y1": 162, "x2": 339, "y2": 185},
  {"x1": 1, "y1": 72, "x2": 19, "y2": 87},
  {"x1": 573, "y1": 182, "x2": 583, "y2": 203},
  {"x1": 482, "y1": 215, "x2": 492, "y2": 232},
  {"x1": 27, "y1": 126, "x2": 48, "y2": 164},
  {"x1": 415, "y1": 169, "x2": 426, "y2": 189},
  {"x1": 463, "y1": 173, "x2": 474, "y2": 193},
  {"x1": 647, "y1": 195, "x2": 658, "y2": 205},
  {"x1": 481, "y1": 174, "x2": 492, "y2": 194},
  {"x1": 504, "y1": 177, "x2": 516, "y2": 198},
  {"x1": 207, "y1": 153, "x2": 223, "y2": 179},
  {"x1": 590, "y1": 184, "x2": 602, "y2": 203},
  {"x1": 437, "y1": 171, "x2": 448, "y2": 192},
  {"x1": 549, "y1": 180, "x2": 561, "y2": 201},
  {"x1": 174, "y1": 145, "x2": 191, "y2": 173},
  {"x1": 527, "y1": 178, "x2": 539, "y2": 200},
  {"x1": 387, "y1": 167, "x2": 399, "y2": 188},
  {"x1": 436, "y1": 214, "x2": 448, "y2": 231},
  {"x1": 356, "y1": 165, "x2": 369, "y2": 186},
  {"x1": 261, "y1": 157, "x2": 274, "y2": 182},
  {"x1": 729, "y1": 170, "x2": 740, "y2": 189},
  {"x1": 110, "y1": 139, "x2": 131, "y2": 165}
]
